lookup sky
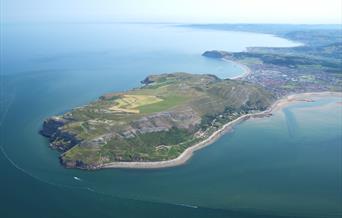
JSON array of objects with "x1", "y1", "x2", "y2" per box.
[{"x1": 1, "y1": 0, "x2": 341, "y2": 24}]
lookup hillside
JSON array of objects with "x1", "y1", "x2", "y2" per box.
[{"x1": 41, "y1": 73, "x2": 274, "y2": 169}]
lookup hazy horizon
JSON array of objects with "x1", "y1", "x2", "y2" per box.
[{"x1": 1, "y1": 0, "x2": 341, "y2": 24}]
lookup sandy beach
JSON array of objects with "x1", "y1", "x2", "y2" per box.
[
  {"x1": 102, "y1": 91, "x2": 341, "y2": 169},
  {"x1": 223, "y1": 58, "x2": 252, "y2": 79}
]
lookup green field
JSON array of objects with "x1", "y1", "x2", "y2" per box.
[{"x1": 109, "y1": 94, "x2": 164, "y2": 114}]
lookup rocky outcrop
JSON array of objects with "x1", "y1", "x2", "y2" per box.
[
  {"x1": 118, "y1": 107, "x2": 201, "y2": 139},
  {"x1": 40, "y1": 116, "x2": 80, "y2": 152},
  {"x1": 40, "y1": 116, "x2": 68, "y2": 137},
  {"x1": 131, "y1": 107, "x2": 201, "y2": 135},
  {"x1": 141, "y1": 76, "x2": 154, "y2": 85},
  {"x1": 79, "y1": 133, "x2": 114, "y2": 147},
  {"x1": 60, "y1": 158, "x2": 101, "y2": 170},
  {"x1": 202, "y1": 50, "x2": 229, "y2": 59}
]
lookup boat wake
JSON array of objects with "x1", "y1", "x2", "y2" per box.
[
  {"x1": 174, "y1": 203, "x2": 198, "y2": 209},
  {"x1": 0, "y1": 143, "x2": 97, "y2": 194}
]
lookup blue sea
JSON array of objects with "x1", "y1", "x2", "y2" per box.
[{"x1": 1, "y1": 23, "x2": 341, "y2": 218}]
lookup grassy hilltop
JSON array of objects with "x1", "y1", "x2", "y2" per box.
[{"x1": 41, "y1": 73, "x2": 274, "y2": 169}]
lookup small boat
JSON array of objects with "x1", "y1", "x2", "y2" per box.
[
  {"x1": 87, "y1": 187, "x2": 95, "y2": 192},
  {"x1": 73, "y1": 176, "x2": 81, "y2": 181}
]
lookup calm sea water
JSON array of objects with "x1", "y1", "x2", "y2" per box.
[{"x1": 1, "y1": 23, "x2": 341, "y2": 218}]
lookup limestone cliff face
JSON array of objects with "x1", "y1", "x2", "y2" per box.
[
  {"x1": 129, "y1": 107, "x2": 201, "y2": 135},
  {"x1": 42, "y1": 107, "x2": 201, "y2": 149},
  {"x1": 42, "y1": 107, "x2": 202, "y2": 169},
  {"x1": 62, "y1": 159, "x2": 97, "y2": 169},
  {"x1": 41, "y1": 107, "x2": 202, "y2": 165},
  {"x1": 41, "y1": 117, "x2": 80, "y2": 152},
  {"x1": 40, "y1": 116, "x2": 67, "y2": 137}
]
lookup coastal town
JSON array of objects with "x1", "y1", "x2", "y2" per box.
[
  {"x1": 200, "y1": 25, "x2": 341, "y2": 99},
  {"x1": 238, "y1": 60, "x2": 340, "y2": 97}
]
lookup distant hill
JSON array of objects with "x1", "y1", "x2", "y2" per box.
[{"x1": 184, "y1": 24, "x2": 342, "y2": 46}]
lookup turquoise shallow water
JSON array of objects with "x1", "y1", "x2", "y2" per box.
[{"x1": 1, "y1": 24, "x2": 341, "y2": 218}]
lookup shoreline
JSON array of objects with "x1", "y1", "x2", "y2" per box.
[
  {"x1": 102, "y1": 91, "x2": 342, "y2": 169},
  {"x1": 223, "y1": 58, "x2": 252, "y2": 80}
]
